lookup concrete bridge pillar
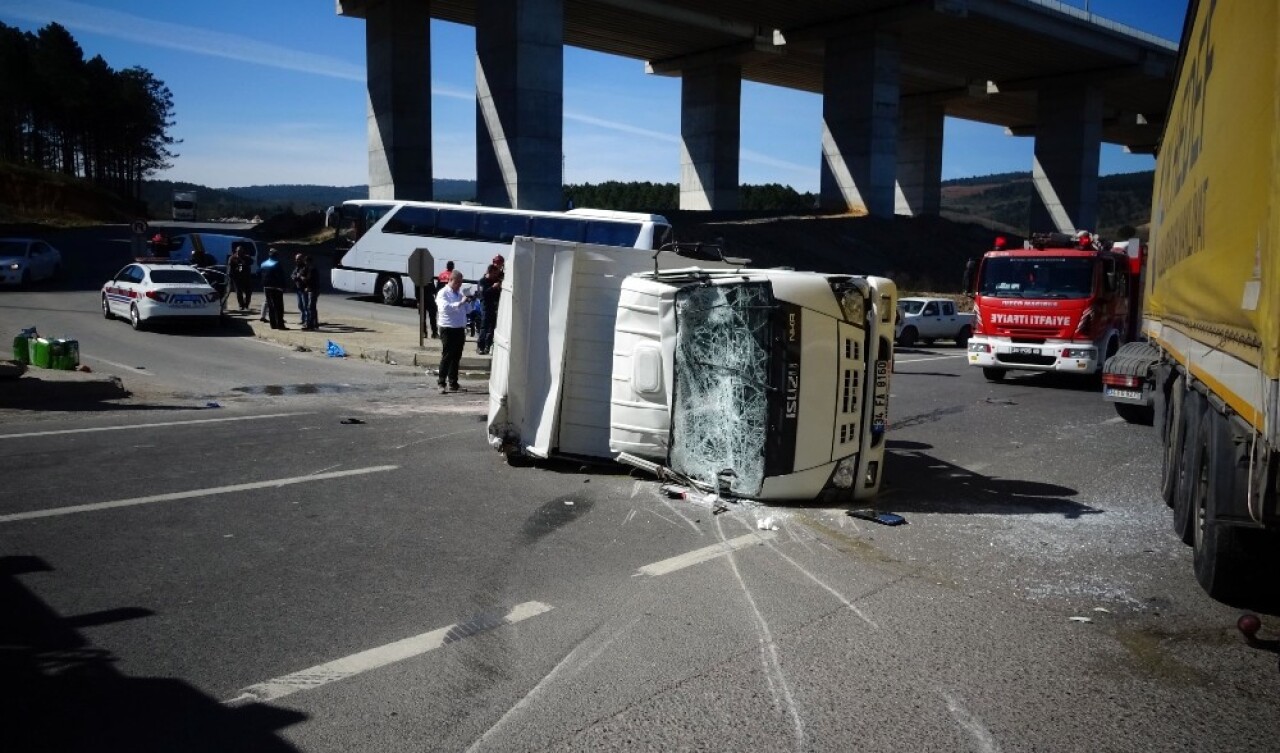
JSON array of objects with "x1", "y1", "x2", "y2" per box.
[
  {"x1": 895, "y1": 96, "x2": 944, "y2": 216},
  {"x1": 475, "y1": 0, "x2": 564, "y2": 210},
  {"x1": 365, "y1": 0, "x2": 432, "y2": 201},
  {"x1": 820, "y1": 30, "x2": 900, "y2": 216},
  {"x1": 679, "y1": 62, "x2": 742, "y2": 211},
  {"x1": 1030, "y1": 84, "x2": 1103, "y2": 233}
]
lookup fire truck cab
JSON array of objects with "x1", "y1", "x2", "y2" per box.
[{"x1": 965, "y1": 232, "x2": 1136, "y2": 382}]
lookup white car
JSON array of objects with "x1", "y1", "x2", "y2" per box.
[
  {"x1": 0, "y1": 238, "x2": 62, "y2": 286},
  {"x1": 102, "y1": 262, "x2": 223, "y2": 330}
]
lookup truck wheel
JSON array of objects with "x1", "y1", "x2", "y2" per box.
[
  {"x1": 1114, "y1": 401, "x2": 1154, "y2": 426},
  {"x1": 955, "y1": 326, "x2": 972, "y2": 348},
  {"x1": 981, "y1": 367, "x2": 1005, "y2": 382},
  {"x1": 378, "y1": 274, "x2": 403, "y2": 306},
  {"x1": 1192, "y1": 409, "x2": 1258, "y2": 602},
  {"x1": 1172, "y1": 389, "x2": 1206, "y2": 544},
  {"x1": 1159, "y1": 375, "x2": 1185, "y2": 506},
  {"x1": 897, "y1": 326, "x2": 918, "y2": 347}
]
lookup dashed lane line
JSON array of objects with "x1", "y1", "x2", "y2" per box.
[
  {"x1": 0, "y1": 412, "x2": 307, "y2": 440},
  {"x1": 0, "y1": 465, "x2": 398, "y2": 523},
  {"x1": 636, "y1": 532, "x2": 778, "y2": 576},
  {"x1": 224, "y1": 601, "x2": 555, "y2": 705}
]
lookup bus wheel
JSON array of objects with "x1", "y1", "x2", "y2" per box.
[{"x1": 378, "y1": 275, "x2": 403, "y2": 306}]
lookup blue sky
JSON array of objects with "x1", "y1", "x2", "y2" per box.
[{"x1": 0, "y1": 0, "x2": 1188, "y2": 191}]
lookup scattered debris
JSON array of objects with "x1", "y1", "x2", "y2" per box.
[
  {"x1": 78, "y1": 364, "x2": 92, "y2": 373},
  {"x1": 756, "y1": 516, "x2": 779, "y2": 531},
  {"x1": 326, "y1": 340, "x2": 347, "y2": 358},
  {"x1": 1092, "y1": 607, "x2": 1112, "y2": 614},
  {"x1": 563, "y1": 500, "x2": 574, "y2": 506},
  {"x1": 1068, "y1": 616, "x2": 1093, "y2": 624},
  {"x1": 984, "y1": 397, "x2": 1017, "y2": 406},
  {"x1": 388, "y1": 360, "x2": 398, "y2": 365},
  {"x1": 662, "y1": 484, "x2": 692, "y2": 499},
  {"x1": 712, "y1": 504, "x2": 729, "y2": 515},
  {"x1": 340, "y1": 418, "x2": 365, "y2": 425},
  {"x1": 205, "y1": 401, "x2": 221, "y2": 409},
  {"x1": 848, "y1": 509, "x2": 908, "y2": 526}
]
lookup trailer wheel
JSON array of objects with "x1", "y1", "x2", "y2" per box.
[
  {"x1": 1192, "y1": 408, "x2": 1258, "y2": 602},
  {"x1": 1172, "y1": 389, "x2": 1205, "y2": 544},
  {"x1": 378, "y1": 274, "x2": 403, "y2": 306},
  {"x1": 897, "y1": 326, "x2": 918, "y2": 347},
  {"x1": 1159, "y1": 375, "x2": 1185, "y2": 507},
  {"x1": 981, "y1": 367, "x2": 1006, "y2": 382}
]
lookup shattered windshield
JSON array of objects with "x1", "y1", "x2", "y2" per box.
[
  {"x1": 978, "y1": 256, "x2": 1095, "y2": 299},
  {"x1": 670, "y1": 282, "x2": 774, "y2": 496}
]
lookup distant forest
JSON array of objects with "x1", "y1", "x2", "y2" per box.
[{"x1": 0, "y1": 22, "x2": 176, "y2": 202}]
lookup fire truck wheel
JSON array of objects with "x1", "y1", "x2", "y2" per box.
[
  {"x1": 955, "y1": 326, "x2": 972, "y2": 348},
  {"x1": 1159, "y1": 375, "x2": 1185, "y2": 506},
  {"x1": 981, "y1": 367, "x2": 1005, "y2": 382},
  {"x1": 1172, "y1": 389, "x2": 1207, "y2": 544},
  {"x1": 897, "y1": 326, "x2": 918, "y2": 347}
]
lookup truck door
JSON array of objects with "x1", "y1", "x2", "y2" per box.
[
  {"x1": 939, "y1": 300, "x2": 958, "y2": 336},
  {"x1": 920, "y1": 301, "x2": 942, "y2": 337}
]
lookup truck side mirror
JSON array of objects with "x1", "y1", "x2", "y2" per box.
[{"x1": 961, "y1": 258, "x2": 976, "y2": 297}]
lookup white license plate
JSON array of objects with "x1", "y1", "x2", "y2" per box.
[
  {"x1": 1105, "y1": 388, "x2": 1143, "y2": 401},
  {"x1": 1010, "y1": 346, "x2": 1038, "y2": 356}
]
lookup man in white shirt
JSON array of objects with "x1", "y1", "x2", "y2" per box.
[{"x1": 435, "y1": 270, "x2": 472, "y2": 393}]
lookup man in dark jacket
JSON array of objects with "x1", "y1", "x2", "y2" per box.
[
  {"x1": 228, "y1": 243, "x2": 254, "y2": 311},
  {"x1": 476, "y1": 264, "x2": 502, "y2": 355},
  {"x1": 260, "y1": 249, "x2": 287, "y2": 329}
]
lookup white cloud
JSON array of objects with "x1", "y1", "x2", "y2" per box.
[{"x1": 0, "y1": 0, "x2": 368, "y2": 81}]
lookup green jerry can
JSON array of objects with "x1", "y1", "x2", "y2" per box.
[
  {"x1": 28, "y1": 337, "x2": 51, "y2": 368},
  {"x1": 49, "y1": 339, "x2": 80, "y2": 370},
  {"x1": 12, "y1": 333, "x2": 29, "y2": 364}
]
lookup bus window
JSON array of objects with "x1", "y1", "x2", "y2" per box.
[
  {"x1": 384, "y1": 205, "x2": 438, "y2": 236},
  {"x1": 339, "y1": 203, "x2": 394, "y2": 245},
  {"x1": 437, "y1": 209, "x2": 478, "y2": 240},
  {"x1": 585, "y1": 221, "x2": 641, "y2": 247},
  {"x1": 530, "y1": 216, "x2": 586, "y2": 243},
  {"x1": 478, "y1": 213, "x2": 531, "y2": 243}
]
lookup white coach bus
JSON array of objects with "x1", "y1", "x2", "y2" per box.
[{"x1": 329, "y1": 200, "x2": 674, "y2": 305}]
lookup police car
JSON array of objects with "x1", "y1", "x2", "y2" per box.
[{"x1": 101, "y1": 261, "x2": 223, "y2": 330}]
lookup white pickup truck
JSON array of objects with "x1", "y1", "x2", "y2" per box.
[{"x1": 895, "y1": 296, "x2": 974, "y2": 347}]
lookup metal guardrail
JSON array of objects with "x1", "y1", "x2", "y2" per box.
[{"x1": 1018, "y1": 0, "x2": 1181, "y2": 51}]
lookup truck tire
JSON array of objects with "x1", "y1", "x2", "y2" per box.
[
  {"x1": 1172, "y1": 389, "x2": 1206, "y2": 544},
  {"x1": 981, "y1": 367, "x2": 1006, "y2": 382},
  {"x1": 897, "y1": 326, "x2": 918, "y2": 347},
  {"x1": 378, "y1": 274, "x2": 403, "y2": 306},
  {"x1": 956, "y1": 326, "x2": 972, "y2": 348},
  {"x1": 1159, "y1": 375, "x2": 1185, "y2": 507},
  {"x1": 1192, "y1": 408, "x2": 1259, "y2": 602}
]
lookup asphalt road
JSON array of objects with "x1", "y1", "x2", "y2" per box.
[{"x1": 2, "y1": 230, "x2": 1278, "y2": 751}]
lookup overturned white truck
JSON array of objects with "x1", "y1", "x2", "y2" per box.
[{"x1": 486, "y1": 238, "x2": 897, "y2": 502}]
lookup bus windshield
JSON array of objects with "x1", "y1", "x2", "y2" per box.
[{"x1": 977, "y1": 256, "x2": 1095, "y2": 299}]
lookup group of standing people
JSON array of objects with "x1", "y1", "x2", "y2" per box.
[
  {"x1": 433, "y1": 254, "x2": 504, "y2": 393},
  {"x1": 242, "y1": 247, "x2": 319, "y2": 331}
]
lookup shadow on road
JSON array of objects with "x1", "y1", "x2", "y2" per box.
[
  {"x1": 1, "y1": 555, "x2": 305, "y2": 752},
  {"x1": 878, "y1": 439, "x2": 1097, "y2": 518}
]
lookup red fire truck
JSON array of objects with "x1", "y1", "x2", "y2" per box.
[{"x1": 964, "y1": 232, "x2": 1143, "y2": 382}]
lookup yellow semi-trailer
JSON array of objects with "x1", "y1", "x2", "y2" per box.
[{"x1": 1107, "y1": 0, "x2": 1280, "y2": 601}]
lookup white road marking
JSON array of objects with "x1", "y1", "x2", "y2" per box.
[
  {"x1": 715, "y1": 517, "x2": 805, "y2": 747},
  {"x1": 0, "y1": 465, "x2": 398, "y2": 523},
  {"x1": 0, "y1": 412, "x2": 305, "y2": 440},
  {"x1": 940, "y1": 690, "x2": 1002, "y2": 753},
  {"x1": 895, "y1": 354, "x2": 968, "y2": 364},
  {"x1": 393, "y1": 427, "x2": 476, "y2": 450},
  {"x1": 734, "y1": 518, "x2": 878, "y2": 629},
  {"x1": 81, "y1": 353, "x2": 154, "y2": 376},
  {"x1": 226, "y1": 601, "x2": 554, "y2": 706},
  {"x1": 637, "y1": 531, "x2": 776, "y2": 576}
]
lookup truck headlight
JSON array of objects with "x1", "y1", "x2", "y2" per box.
[
  {"x1": 8, "y1": 262, "x2": 19, "y2": 271},
  {"x1": 1061, "y1": 347, "x2": 1093, "y2": 358},
  {"x1": 968, "y1": 342, "x2": 990, "y2": 353},
  {"x1": 840, "y1": 292, "x2": 865, "y2": 323}
]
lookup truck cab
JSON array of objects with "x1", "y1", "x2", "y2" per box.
[{"x1": 966, "y1": 232, "x2": 1132, "y2": 381}]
